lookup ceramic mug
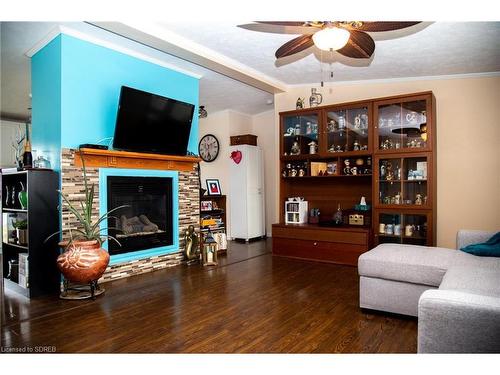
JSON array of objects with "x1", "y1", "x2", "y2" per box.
[{"x1": 385, "y1": 224, "x2": 394, "y2": 235}]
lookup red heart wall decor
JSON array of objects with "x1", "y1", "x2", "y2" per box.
[{"x1": 230, "y1": 150, "x2": 242, "y2": 164}]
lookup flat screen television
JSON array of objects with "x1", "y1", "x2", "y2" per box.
[{"x1": 113, "y1": 86, "x2": 195, "y2": 155}]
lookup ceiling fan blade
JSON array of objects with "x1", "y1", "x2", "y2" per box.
[
  {"x1": 351, "y1": 21, "x2": 421, "y2": 32},
  {"x1": 256, "y1": 21, "x2": 308, "y2": 27},
  {"x1": 275, "y1": 34, "x2": 314, "y2": 59},
  {"x1": 337, "y1": 30, "x2": 375, "y2": 59},
  {"x1": 238, "y1": 23, "x2": 318, "y2": 35}
]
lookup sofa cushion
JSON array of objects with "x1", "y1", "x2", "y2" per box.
[
  {"x1": 460, "y1": 232, "x2": 500, "y2": 257},
  {"x1": 358, "y1": 244, "x2": 500, "y2": 287},
  {"x1": 439, "y1": 265, "x2": 500, "y2": 298}
]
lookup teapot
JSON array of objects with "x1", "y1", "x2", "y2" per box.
[{"x1": 309, "y1": 88, "x2": 323, "y2": 107}]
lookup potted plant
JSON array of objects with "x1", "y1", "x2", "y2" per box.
[
  {"x1": 13, "y1": 218, "x2": 28, "y2": 245},
  {"x1": 47, "y1": 157, "x2": 128, "y2": 299}
]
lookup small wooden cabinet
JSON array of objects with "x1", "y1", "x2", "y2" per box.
[
  {"x1": 200, "y1": 195, "x2": 227, "y2": 251},
  {"x1": 273, "y1": 91, "x2": 436, "y2": 265}
]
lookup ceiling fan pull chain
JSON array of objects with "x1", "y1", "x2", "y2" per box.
[{"x1": 320, "y1": 50, "x2": 324, "y2": 87}]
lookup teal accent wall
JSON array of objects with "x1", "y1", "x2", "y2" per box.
[
  {"x1": 31, "y1": 33, "x2": 199, "y2": 262},
  {"x1": 99, "y1": 168, "x2": 179, "y2": 265},
  {"x1": 32, "y1": 33, "x2": 200, "y2": 163},
  {"x1": 59, "y1": 35, "x2": 199, "y2": 153},
  {"x1": 31, "y1": 35, "x2": 62, "y2": 173}
]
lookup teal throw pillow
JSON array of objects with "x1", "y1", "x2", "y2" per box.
[{"x1": 460, "y1": 232, "x2": 500, "y2": 257}]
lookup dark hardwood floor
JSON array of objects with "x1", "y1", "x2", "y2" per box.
[{"x1": 1, "y1": 239, "x2": 417, "y2": 353}]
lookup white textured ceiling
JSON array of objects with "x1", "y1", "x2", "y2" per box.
[
  {"x1": 0, "y1": 21, "x2": 274, "y2": 121},
  {"x1": 158, "y1": 21, "x2": 500, "y2": 83},
  {"x1": 2, "y1": 21, "x2": 500, "y2": 122}
]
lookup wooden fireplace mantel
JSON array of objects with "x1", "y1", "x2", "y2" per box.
[{"x1": 75, "y1": 148, "x2": 200, "y2": 172}]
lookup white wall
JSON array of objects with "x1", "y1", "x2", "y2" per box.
[
  {"x1": 250, "y1": 110, "x2": 276, "y2": 236},
  {"x1": 198, "y1": 110, "x2": 253, "y2": 238},
  {"x1": 0, "y1": 120, "x2": 25, "y2": 168}
]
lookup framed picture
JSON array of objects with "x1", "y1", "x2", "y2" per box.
[
  {"x1": 206, "y1": 179, "x2": 222, "y2": 195},
  {"x1": 200, "y1": 201, "x2": 213, "y2": 211}
]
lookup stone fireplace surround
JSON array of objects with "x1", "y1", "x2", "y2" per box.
[{"x1": 61, "y1": 148, "x2": 200, "y2": 282}]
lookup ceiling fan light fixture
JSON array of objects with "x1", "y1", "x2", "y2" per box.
[{"x1": 312, "y1": 27, "x2": 350, "y2": 51}]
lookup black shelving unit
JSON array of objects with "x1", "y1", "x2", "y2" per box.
[{"x1": 1, "y1": 169, "x2": 60, "y2": 298}]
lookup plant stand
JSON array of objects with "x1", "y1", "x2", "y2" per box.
[{"x1": 59, "y1": 279, "x2": 105, "y2": 300}]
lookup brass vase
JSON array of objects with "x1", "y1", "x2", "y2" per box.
[{"x1": 57, "y1": 240, "x2": 109, "y2": 284}]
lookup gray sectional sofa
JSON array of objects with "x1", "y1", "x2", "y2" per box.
[{"x1": 358, "y1": 230, "x2": 500, "y2": 353}]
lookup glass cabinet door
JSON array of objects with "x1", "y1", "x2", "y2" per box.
[
  {"x1": 375, "y1": 97, "x2": 430, "y2": 152},
  {"x1": 325, "y1": 106, "x2": 370, "y2": 154},
  {"x1": 375, "y1": 155, "x2": 431, "y2": 208},
  {"x1": 375, "y1": 212, "x2": 430, "y2": 246},
  {"x1": 281, "y1": 112, "x2": 320, "y2": 157}
]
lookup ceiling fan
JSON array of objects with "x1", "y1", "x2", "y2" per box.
[{"x1": 238, "y1": 21, "x2": 421, "y2": 59}]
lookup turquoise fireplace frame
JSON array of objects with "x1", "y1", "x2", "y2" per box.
[{"x1": 99, "y1": 168, "x2": 179, "y2": 266}]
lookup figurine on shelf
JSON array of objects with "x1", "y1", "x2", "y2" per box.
[
  {"x1": 298, "y1": 167, "x2": 306, "y2": 177},
  {"x1": 354, "y1": 115, "x2": 362, "y2": 129},
  {"x1": 290, "y1": 139, "x2": 301, "y2": 155},
  {"x1": 295, "y1": 124, "x2": 301, "y2": 135},
  {"x1": 338, "y1": 114, "x2": 346, "y2": 130},
  {"x1": 184, "y1": 225, "x2": 200, "y2": 265},
  {"x1": 296, "y1": 97, "x2": 305, "y2": 110},
  {"x1": 328, "y1": 144, "x2": 336, "y2": 153},
  {"x1": 343, "y1": 159, "x2": 351, "y2": 175},
  {"x1": 308, "y1": 141, "x2": 318, "y2": 154},
  {"x1": 353, "y1": 140, "x2": 360, "y2": 151},
  {"x1": 327, "y1": 120, "x2": 336, "y2": 132},
  {"x1": 380, "y1": 163, "x2": 386, "y2": 180},
  {"x1": 350, "y1": 166, "x2": 358, "y2": 175},
  {"x1": 415, "y1": 194, "x2": 423, "y2": 205},
  {"x1": 306, "y1": 122, "x2": 312, "y2": 134},
  {"x1": 394, "y1": 192, "x2": 401, "y2": 205},
  {"x1": 333, "y1": 203, "x2": 343, "y2": 225},
  {"x1": 385, "y1": 162, "x2": 394, "y2": 181}
]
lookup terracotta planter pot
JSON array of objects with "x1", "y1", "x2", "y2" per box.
[{"x1": 57, "y1": 240, "x2": 110, "y2": 284}]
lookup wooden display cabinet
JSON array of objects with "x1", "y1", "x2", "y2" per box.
[
  {"x1": 273, "y1": 91, "x2": 437, "y2": 265},
  {"x1": 322, "y1": 101, "x2": 373, "y2": 156},
  {"x1": 373, "y1": 93, "x2": 435, "y2": 154},
  {"x1": 373, "y1": 210, "x2": 434, "y2": 246}
]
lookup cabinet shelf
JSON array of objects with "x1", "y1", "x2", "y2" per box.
[
  {"x1": 377, "y1": 233, "x2": 427, "y2": 240},
  {"x1": 3, "y1": 242, "x2": 29, "y2": 250},
  {"x1": 283, "y1": 174, "x2": 372, "y2": 179},
  {"x1": 3, "y1": 277, "x2": 29, "y2": 297},
  {"x1": 3, "y1": 208, "x2": 28, "y2": 213},
  {"x1": 377, "y1": 179, "x2": 427, "y2": 183}
]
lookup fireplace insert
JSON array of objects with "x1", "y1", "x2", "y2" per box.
[{"x1": 106, "y1": 176, "x2": 173, "y2": 255}]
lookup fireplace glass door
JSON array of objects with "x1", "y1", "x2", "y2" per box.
[{"x1": 107, "y1": 176, "x2": 173, "y2": 255}]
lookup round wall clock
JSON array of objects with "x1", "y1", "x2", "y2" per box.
[{"x1": 198, "y1": 134, "x2": 220, "y2": 162}]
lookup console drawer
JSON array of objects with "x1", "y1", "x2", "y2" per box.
[
  {"x1": 272, "y1": 226, "x2": 368, "y2": 245},
  {"x1": 272, "y1": 237, "x2": 367, "y2": 266}
]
